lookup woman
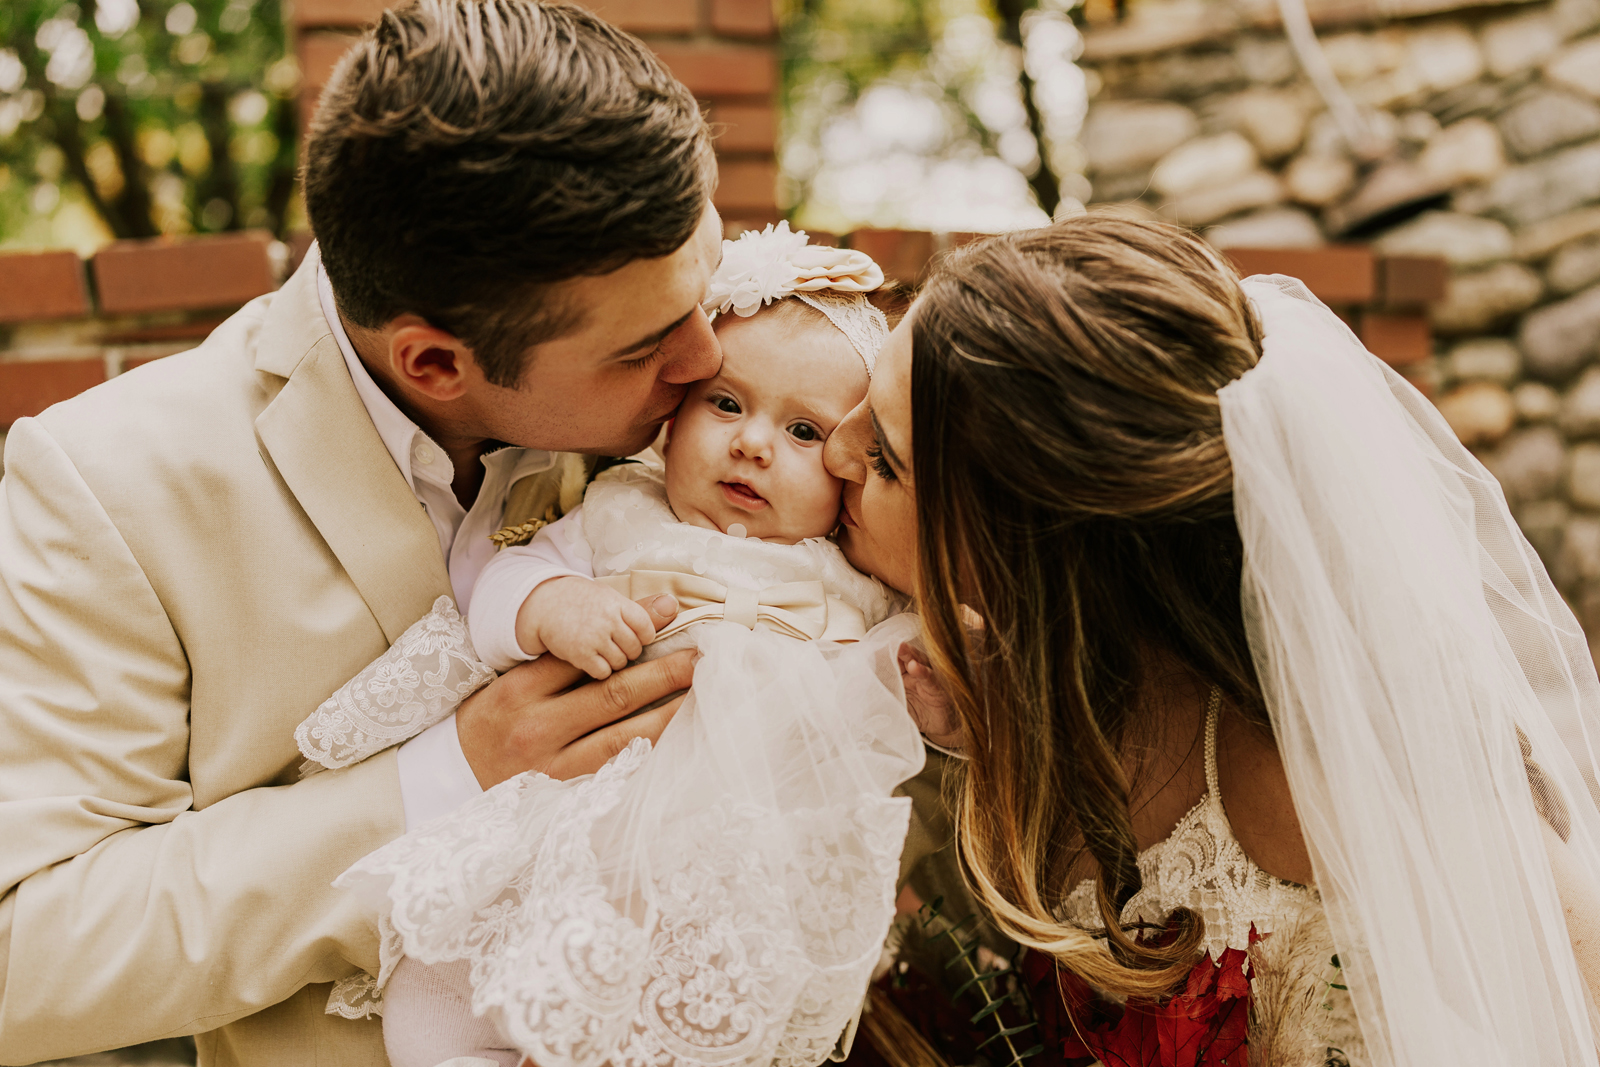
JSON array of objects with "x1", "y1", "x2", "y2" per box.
[{"x1": 824, "y1": 215, "x2": 1600, "y2": 1066}]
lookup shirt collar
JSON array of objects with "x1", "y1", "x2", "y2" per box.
[
  {"x1": 314, "y1": 246, "x2": 556, "y2": 495},
  {"x1": 316, "y1": 249, "x2": 435, "y2": 492}
]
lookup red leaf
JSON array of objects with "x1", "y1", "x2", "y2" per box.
[
  {"x1": 1183, "y1": 954, "x2": 1219, "y2": 998},
  {"x1": 1214, "y1": 950, "x2": 1251, "y2": 1000}
]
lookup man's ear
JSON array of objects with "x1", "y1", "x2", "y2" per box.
[{"x1": 388, "y1": 317, "x2": 478, "y2": 402}]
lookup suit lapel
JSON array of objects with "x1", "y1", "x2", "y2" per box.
[{"x1": 254, "y1": 255, "x2": 451, "y2": 644}]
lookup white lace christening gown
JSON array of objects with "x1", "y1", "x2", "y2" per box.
[
  {"x1": 326, "y1": 461, "x2": 929, "y2": 1067},
  {"x1": 1058, "y1": 703, "x2": 1366, "y2": 1067}
]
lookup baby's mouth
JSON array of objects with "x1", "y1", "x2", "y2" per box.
[{"x1": 719, "y1": 480, "x2": 769, "y2": 511}]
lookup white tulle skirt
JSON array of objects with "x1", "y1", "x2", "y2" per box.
[{"x1": 339, "y1": 614, "x2": 928, "y2": 1067}]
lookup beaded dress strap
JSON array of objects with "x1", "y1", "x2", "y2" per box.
[{"x1": 1203, "y1": 686, "x2": 1223, "y2": 802}]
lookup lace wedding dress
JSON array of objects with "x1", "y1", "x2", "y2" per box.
[
  {"x1": 327, "y1": 461, "x2": 928, "y2": 1067},
  {"x1": 1058, "y1": 701, "x2": 1365, "y2": 1065}
]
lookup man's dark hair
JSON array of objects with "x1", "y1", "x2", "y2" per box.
[{"x1": 303, "y1": 0, "x2": 715, "y2": 386}]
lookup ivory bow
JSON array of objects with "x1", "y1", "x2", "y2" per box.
[{"x1": 596, "y1": 570, "x2": 867, "y2": 643}]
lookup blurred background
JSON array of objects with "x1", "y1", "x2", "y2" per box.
[{"x1": 9, "y1": 0, "x2": 1600, "y2": 1057}]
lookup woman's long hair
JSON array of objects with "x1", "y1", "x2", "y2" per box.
[{"x1": 912, "y1": 215, "x2": 1269, "y2": 997}]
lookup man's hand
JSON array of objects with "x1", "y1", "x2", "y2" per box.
[
  {"x1": 460, "y1": 594, "x2": 691, "y2": 788},
  {"x1": 516, "y1": 575, "x2": 660, "y2": 680}
]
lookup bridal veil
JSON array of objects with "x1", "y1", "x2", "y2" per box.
[{"x1": 1224, "y1": 276, "x2": 1600, "y2": 1066}]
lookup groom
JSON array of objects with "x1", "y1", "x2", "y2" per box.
[{"x1": 0, "y1": 1, "x2": 725, "y2": 1063}]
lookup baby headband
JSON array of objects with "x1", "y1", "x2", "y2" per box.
[{"x1": 701, "y1": 221, "x2": 890, "y2": 376}]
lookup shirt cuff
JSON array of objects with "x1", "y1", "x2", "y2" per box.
[{"x1": 395, "y1": 714, "x2": 483, "y2": 829}]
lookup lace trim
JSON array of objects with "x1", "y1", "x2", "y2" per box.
[
  {"x1": 326, "y1": 972, "x2": 384, "y2": 1019},
  {"x1": 295, "y1": 596, "x2": 495, "y2": 776},
  {"x1": 1060, "y1": 695, "x2": 1318, "y2": 962},
  {"x1": 793, "y1": 292, "x2": 890, "y2": 377},
  {"x1": 340, "y1": 735, "x2": 910, "y2": 1067}
]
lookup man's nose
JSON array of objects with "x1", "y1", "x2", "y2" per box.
[{"x1": 659, "y1": 308, "x2": 720, "y2": 385}]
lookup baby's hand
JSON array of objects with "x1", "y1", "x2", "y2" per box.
[
  {"x1": 517, "y1": 576, "x2": 660, "y2": 680},
  {"x1": 898, "y1": 642, "x2": 964, "y2": 752}
]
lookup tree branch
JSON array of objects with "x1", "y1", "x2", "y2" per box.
[
  {"x1": 992, "y1": 0, "x2": 1062, "y2": 217},
  {"x1": 100, "y1": 90, "x2": 160, "y2": 238}
]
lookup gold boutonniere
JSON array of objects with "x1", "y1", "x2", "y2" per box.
[{"x1": 488, "y1": 505, "x2": 560, "y2": 550}]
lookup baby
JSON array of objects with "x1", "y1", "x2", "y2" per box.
[
  {"x1": 465, "y1": 229, "x2": 893, "y2": 684},
  {"x1": 306, "y1": 225, "x2": 934, "y2": 1067}
]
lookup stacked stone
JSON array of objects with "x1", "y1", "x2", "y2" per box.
[{"x1": 1075, "y1": 0, "x2": 1600, "y2": 641}]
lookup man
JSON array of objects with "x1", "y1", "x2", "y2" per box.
[{"x1": 0, "y1": 2, "x2": 723, "y2": 1062}]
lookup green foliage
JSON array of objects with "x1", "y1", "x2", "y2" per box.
[
  {"x1": 0, "y1": 0, "x2": 299, "y2": 246},
  {"x1": 919, "y1": 895, "x2": 1043, "y2": 1067},
  {"x1": 777, "y1": 0, "x2": 1084, "y2": 232}
]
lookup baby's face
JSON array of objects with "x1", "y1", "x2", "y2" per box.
[{"x1": 664, "y1": 307, "x2": 869, "y2": 544}]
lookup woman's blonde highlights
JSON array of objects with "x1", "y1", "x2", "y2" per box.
[{"x1": 910, "y1": 215, "x2": 1268, "y2": 999}]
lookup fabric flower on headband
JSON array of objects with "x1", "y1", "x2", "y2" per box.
[{"x1": 702, "y1": 221, "x2": 891, "y2": 376}]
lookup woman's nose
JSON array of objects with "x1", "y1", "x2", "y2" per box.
[{"x1": 825, "y1": 400, "x2": 869, "y2": 483}]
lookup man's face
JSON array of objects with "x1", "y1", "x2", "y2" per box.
[{"x1": 471, "y1": 204, "x2": 725, "y2": 456}]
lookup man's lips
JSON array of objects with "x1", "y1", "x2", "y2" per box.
[{"x1": 720, "y1": 480, "x2": 769, "y2": 510}]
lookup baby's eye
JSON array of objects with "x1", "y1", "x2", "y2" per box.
[
  {"x1": 714, "y1": 397, "x2": 741, "y2": 414},
  {"x1": 788, "y1": 423, "x2": 820, "y2": 443}
]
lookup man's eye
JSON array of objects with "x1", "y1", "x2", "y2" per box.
[
  {"x1": 714, "y1": 397, "x2": 740, "y2": 414},
  {"x1": 788, "y1": 423, "x2": 819, "y2": 442},
  {"x1": 621, "y1": 344, "x2": 665, "y2": 370}
]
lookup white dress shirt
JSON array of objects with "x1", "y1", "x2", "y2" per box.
[{"x1": 316, "y1": 254, "x2": 555, "y2": 828}]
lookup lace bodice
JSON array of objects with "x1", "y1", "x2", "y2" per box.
[{"x1": 1060, "y1": 699, "x2": 1319, "y2": 963}]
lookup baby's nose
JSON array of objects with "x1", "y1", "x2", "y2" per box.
[{"x1": 732, "y1": 423, "x2": 774, "y2": 462}]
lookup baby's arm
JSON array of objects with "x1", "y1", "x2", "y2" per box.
[{"x1": 469, "y1": 510, "x2": 660, "y2": 680}]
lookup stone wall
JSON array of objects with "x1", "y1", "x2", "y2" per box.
[{"x1": 1076, "y1": 0, "x2": 1600, "y2": 650}]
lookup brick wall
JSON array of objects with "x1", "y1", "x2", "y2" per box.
[
  {"x1": 292, "y1": 0, "x2": 782, "y2": 226},
  {"x1": 0, "y1": 234, "x2": 1443, "y2": 468}
]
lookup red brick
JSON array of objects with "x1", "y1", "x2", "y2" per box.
[
  {"x1": 708, "y1": 104, "x2": 777, "y2": 153},
  {"x1": 1359, "y1": 312, "x2": 1432, "y2": 366},
  {"x1": 847, "y1": 230, "x2": 938, "y2": 286},
  {"x1": 100, "y1": 318, "x2": 226, "y2": 345},
  {"x1": 0, "y1": 359, "x2": 106, "y2": 427},
  {"x1": 290, "y1": 0, "x2": 389, "y2": 27},
  {"x1": 1378, "y1": 255, "x2": 1449, "y2": 309},
  {"x1": 652, "y1": 43, "x2": 776, "y2": 97},
  {"x1": 298, "y1": 31, "x2": 359, "y2": 96},
  {"x1": 1224, "y1": 246, "x2": 1375, "y2": 305},
  {"x1": 713, "y1": 159, "x2": 778, "y2": 215},
  {"x1": 711, "y1": 0, "x2": 776, "y2": 37},
  {"x1": 93, "y1": 232, "x2": 278, "y2": 316},
  {"x1": 585, "y1": 0, "x2": 697, "y2": 33},
  {"x1": 0, "y1": 250, "x2": 91, "y2": 324}
]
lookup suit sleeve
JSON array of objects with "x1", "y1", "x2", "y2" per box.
[{"x1": 0, "y1": 419, "x2": 405, "y2": 1063}]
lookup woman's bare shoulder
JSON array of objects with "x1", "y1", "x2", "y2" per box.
[{"x1": 1215, "y1": 711, "x2": 1315, "y2": 886}]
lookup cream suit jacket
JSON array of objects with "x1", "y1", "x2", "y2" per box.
[{"x1": 0, "y1": 254, "x2": 558, "y2": 1065}]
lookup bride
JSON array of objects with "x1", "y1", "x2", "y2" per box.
[{"x1": 824, "y1": 214, "x2": 1600, "y2": 1066}]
